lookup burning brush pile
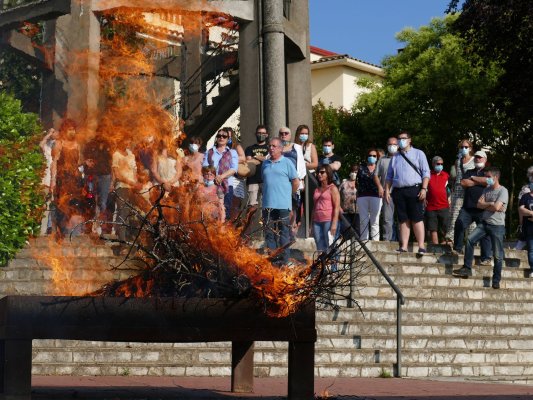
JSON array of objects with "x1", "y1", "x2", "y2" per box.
[
  {"x1": 34, "y1": 7, "x2": 369, "y2": 318},
  {"x1": 90, "y1": 184, "x2": 368, "y2": 318}
]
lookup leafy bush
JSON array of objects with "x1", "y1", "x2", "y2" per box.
[{"x1": 0, "y1": 91, "x2": 44, "y2": 266}]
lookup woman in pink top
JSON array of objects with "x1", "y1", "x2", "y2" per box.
[{"x1": 311, "y1": 164, "x2": 340, "y2": 253}]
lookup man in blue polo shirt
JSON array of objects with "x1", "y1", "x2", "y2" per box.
[
  {"x1": 384, "y1": 131, "x2": 430, "y2": 255},
  {"x1": 262, "y1": 137, "x2": 300, "y2": 264}
]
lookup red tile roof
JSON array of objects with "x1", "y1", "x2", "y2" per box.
[{"x1": 310, "y1": 46, "x2": 338, "y2": 57}]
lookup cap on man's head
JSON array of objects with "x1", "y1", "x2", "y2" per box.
[{"x1": 474, "y1": 150, "x2": 487, "y2": 158}]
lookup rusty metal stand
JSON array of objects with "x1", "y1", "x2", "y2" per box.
[{"x1": 231, "y1": 341, "x2": 254, "y2": 392}]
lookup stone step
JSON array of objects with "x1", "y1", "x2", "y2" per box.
[{"x1": 317, "y1": 309, "x2": 533, "y2": 327}]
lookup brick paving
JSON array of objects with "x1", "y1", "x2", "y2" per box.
[{"x1": 31, "y1": 376, "x2": 533, "y2": 399}]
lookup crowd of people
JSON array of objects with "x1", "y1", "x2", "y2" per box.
[{"x1": 40, "y1": 120, "x2": 533, "y2": 284}]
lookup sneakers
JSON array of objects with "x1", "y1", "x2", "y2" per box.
[
  {"x1": 395, "y1": 248, "x2": 407, "y2": 253},
  {"x1": 452, "y1": 266, "x2": 473, "y2": 278},
  {"x1": 417, "y1": 248, "x2": 427, "y2": 256},
  {"x1": 449, "y1": 248, "x2": 463, "y2": 256},
  {"x1": 479, "y1": 259, "x2": 492, "y2": 266},
  {"x1": 492, "y1": 282, "x2": 500, "y2": 289}
]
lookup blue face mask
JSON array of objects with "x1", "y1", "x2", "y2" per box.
[
  {"x1": 486, "y1": 177, "x2": 495, "y2": 186},
  {"x1": 227, "y1": 138, "x2": 233, "y2": 146},
  {"x1": 398, "y1": 139, "x2": 409, "y2": 149},
  {"x1": 299, "y1": 134, "x2": 309, "y2": 142},
  {"x1": 460, "y1": 147, "x2": 469, "y2": 156},
  {"x1": 204, "y1": 179, "x2": 214, "y2": 187},
  {"x1": 434, "y1": 165, "x2": 443, "y2": 173},
  {"x1": 189, "y1": 143, "x2": 199, "y2": 153},
  {"x1": 367, "y1": 156, "x2": 377, "y2": 165},
  {"x1": 323, "y1": 146, "x2": 332, "y2": 154}
]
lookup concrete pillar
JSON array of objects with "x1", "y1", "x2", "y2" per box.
[
  {"x1": 182, "y1": 15, "x2": 203, "y2": 121},
  {"x1": 262, "y1": 0, "x2": 286, "y2": 133},
  {"x1": 54, "y1": 0, "x2": 101, "y2": 130},
  {"x1": 238, "y1": 16, "x2": 262, "y2": 149}
]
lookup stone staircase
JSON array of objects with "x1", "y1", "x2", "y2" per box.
[{"x1": 2, "y1": 236, "x2": 533, "y2": 384}]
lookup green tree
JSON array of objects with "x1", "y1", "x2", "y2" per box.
[
  {"x1": 448, "y1": 0, "x2": 533, "y2": 222},
  {"x1": 0, "y1": 91, "x2": 44, "y2": 265},
  {"x1": 354, "y1": 15, "x2": 503, "y2": 164}
]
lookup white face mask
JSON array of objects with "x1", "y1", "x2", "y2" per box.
[
  {"x1": 204, "y1": 179, "x2": 215, "y2": 187},
  {"x1": 475, "y1": 162, "x2": 485, "y2": 169},
  {"x1": 189, "y1": 143, "x2": 199, "y2": 153},
  {"x1": 349, "y1": 172, "x2": 357, "y2": 180},
  {"x1": 323, "y1": 145, "x2": 332, "y2": 154},
  {"x1": 398, "y1": 139, "x2": 409, "y2": 149},
  {"x1": 387, "y1": 144, "x2": 398, "y2": 154}
]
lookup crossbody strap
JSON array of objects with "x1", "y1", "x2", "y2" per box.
[{"x1": 399, "y1": 151, "x2": 423, "y2": 179}]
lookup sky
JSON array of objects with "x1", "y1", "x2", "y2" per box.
[{"x1": 309, "y1": 0, "x2": 461, "y2": 66}]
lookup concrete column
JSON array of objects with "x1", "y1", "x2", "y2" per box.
[
  {"x1": 262, "y1": 0, "x2": 286, "y2": 133},
  {"x1": 54, "y1": 0, "x2": 101, "y2": 130},
  {"x1": 238, "y1": 16, "x2": 262, "y2": 149},
  {"x1": 182, "y1": 15, "x2": 203, "y2": 121}
]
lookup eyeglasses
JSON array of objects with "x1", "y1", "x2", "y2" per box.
[
  {"x1": 216, "y1": 134, "x2": 228, "y2": 139},
  {"x1": 317, "y1": 171, "x2": 326, "y2": 175},
  {"x1": 368, "y1": 154, "x2": 378, "y2": 157},
  {"x1": 474, "y1": 155, "x2": 484, "y2": 159},
  {"x1": 279, "y1": 131, "x2": 290, "y2": 136}
]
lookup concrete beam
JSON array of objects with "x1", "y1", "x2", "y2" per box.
[
  {"x1": 0, "y1": 0, "x2": 71, "y2": 31},
  {"x1": 92, "y1": 0, "x2": 254, "y2": 21}
]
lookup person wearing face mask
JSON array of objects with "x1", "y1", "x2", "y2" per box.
[
  {"x1": 278, "y1": 127, "x2": 306, "y2": 239},
  {"x1": 444, "y1": 139, "x2": 475, "y2": 247},
  {"x1": 356, "y1": 149, "x2": 384, "y2": 241},
  {"x1": 318, "y1": 137, "x2": 342, "y2": 186},
  {"x1": 449, "y1": 150, "x2": 492, "y2": 265},
  {"x1": 384, "y1": 131, "x2": 430, "y2": 255},
  {"x1": 295, "y1": 124, "x2": 318, "y2": 172},
  {"x1": 454, "y1": 167, "x2": 508, "y2": 289},
  {"x1": 376, "y1": 137, "x2": 399, "y2": 241},
  {"x1": 245, "y1": 125, "x2": 270, "y2": 210},
  {"x1": 514, "y1": 166, "x2": 533, "y2": 250},
  {"x1": 425, "y1": 156, "x2": 450, "y2": 245},
  {"x1": 340, "y1": 165, "x2": 359, "y2": 236},
  {"x1": 184, "y1": 136, "x2": 204, "y2": 182},
  {"x1": 518, "y1": 169, "x2": 533, "y2": 277},
  {"x1": 195, "y1": 166, "x2": 225, "y2": 223}
]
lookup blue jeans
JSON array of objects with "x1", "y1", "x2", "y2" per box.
[
  {"x1": 96, "y1": 174, "x2": 112, "y2": 212},
  {"x1": 454, "y1": 208, "x2": 492, "y2": 260},
  {"x1": 527, "y1": 237, "x2": 533, "y2": 273},
  {"x1": 313, "y1": 221, "x2": 332, "y2": 253},
  {"x1": 262, "y1": 208, "x2": 291, "y2": 263},
  {"x1": 464, "y1": 223, "x2": 505, "y2": 284},
  {"x1": 223, "y1": 186, "x2": 234, "y2": 221}
]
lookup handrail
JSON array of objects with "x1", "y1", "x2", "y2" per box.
[{"x1": 308, "y1": 173, "x2": 405, "y2": 377}]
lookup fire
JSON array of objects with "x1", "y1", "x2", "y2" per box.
[{"x1": 27, "y1": 4, "x2": 325, "y2": 317}]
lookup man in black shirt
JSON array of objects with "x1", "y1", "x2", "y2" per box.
[
  {"x1": 451, "y1": 150, "x2": 492, "y2": 263},
  {"x1": 245, "y1": 124, "x2": 269, "y2": 209},
  {"x1": 318, "y1": 137, "x2": 342, "y2": 186}
]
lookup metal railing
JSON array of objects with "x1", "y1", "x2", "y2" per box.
[{"x1": 307, "y1": 173, "x2": 405, "y2": 377}]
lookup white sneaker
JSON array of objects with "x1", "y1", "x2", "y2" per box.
[{"x1": 529, "y1": 272, "x2": 533, "y2": 278}]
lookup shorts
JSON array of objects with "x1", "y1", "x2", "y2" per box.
[
  {"x1": 391, "y1": 185, "x2": 425, "y2": 223},
  {"x1": 425, "y1": 208, "x2": 450, "y2": 232},
  {"x1": 247, "y1": 183, "x2": 261, "y2": 206}
]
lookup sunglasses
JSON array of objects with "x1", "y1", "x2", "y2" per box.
[
  {"x1": 279, "y1": 131, "x2": 290, "y2": 136},
  {"x1": 216, "y1": 134, "x2": 229, "y2": 139},
  {"x1": 474, "y1": 155, "x2": 484, "y2": 159}
]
